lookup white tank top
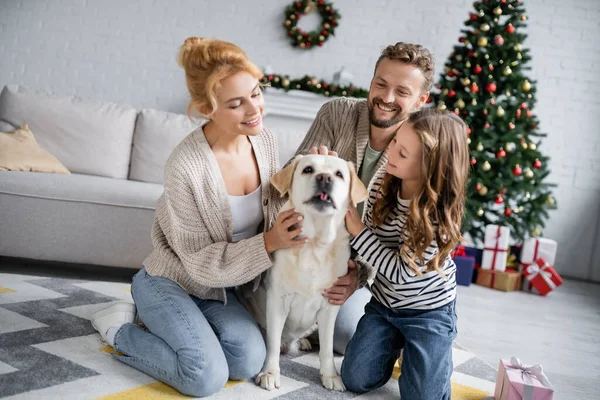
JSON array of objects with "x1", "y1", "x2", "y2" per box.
[{"x1": 228, "y1": 184, "x2": 264, "y2": 243}]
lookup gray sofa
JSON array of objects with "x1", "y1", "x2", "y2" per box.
[{"x1": 0, "y1": 85, "x2": 204, "y2": 268}]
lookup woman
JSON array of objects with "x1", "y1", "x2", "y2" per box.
[{"x1": 91, "y1": 37, "x2": 306, "y2": 397}]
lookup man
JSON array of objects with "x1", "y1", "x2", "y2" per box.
[{"x1": 301, "y1": 42, "x2": 435, "y2": 354}]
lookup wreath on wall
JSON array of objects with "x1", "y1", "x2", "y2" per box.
[{"x1": 283, "y1": 0, "x2": 341, "y2": 49}]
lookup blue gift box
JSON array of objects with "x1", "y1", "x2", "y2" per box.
[
  {"x1": 454, "y1": 256, "x2": 475, "y2": 286},
  {"x1": 463, "y1": 246, "x2": 483, "y2": 283}
]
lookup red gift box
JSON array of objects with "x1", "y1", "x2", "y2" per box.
[{"x1": 522, "y1": 258, "x2": 563, "y2": 296}]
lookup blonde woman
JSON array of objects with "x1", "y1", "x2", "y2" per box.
[{"x1": 91, "y1": 38, "x2": 305, "y2": 397}]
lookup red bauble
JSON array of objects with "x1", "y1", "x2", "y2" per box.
[
  {"x1": 526, "y1": 110, "x2": 532, "y2": 117},
  {"x1": 267, "y1": 75, "x2": 274, "y2": 80},
  {"x1": 467, "y1": 127, "x2": 472, "y2": 135},
  {"x1": 521, "y1": 102, "x2": 528, "y2": 109},
  {"x1": 426, "y1": 96, "x2": 433, "y2": 104},
  {"x1": 459, "y1": 36, "x2": 466, "y2": 43},
  {"x1": 296, "y1": 2, "x2": 302, "y2": 8},
  {"x1": 318, "y1": 42, "x2": 323, "y2": 46},
  {"x1": 322, "y1": 30, "x2": 328, "y2": 35},
  {"x1": 509, "y1": 123, "x2": 515, "y2": 130},
  {"x1": 497, "y1": 149, "x2": 507, "y2": 158},
  {"x1": 489, "y1": 64, "x2": 494, "y2": 71},
  {"x1": 470, "y1": 13, "x2": 478, "y2": 20},
  {"x1": 516, "y1": 109, "x2": 522, "y2": 117},
  {"x1": 495, "y1": 196, "x2": 504, "y2": 204},
  {"x1": 468, "y1": 51, "x2": 475, "y2": 57},
  {"x1": 454, "y1": 109, "x2": 460, "y2": 115},
  {"x1": 533, "y1": 159, "x2": 542, "y2": 168},
  {"x1": 318, "y1": 0, "x2": 324, "y2": 4},
  {"x1": 494, "y1": 35, "x2": 505, "y2": 46},
  {"x1": 448, "y1": 90, "x2": 456, "y2": 98},
  {"x1": 490, "y1": 98, "x2": 495, "y2": 105},
  {"x1": 483, "y1": 109, "x2": 489, "y2": 116},
  {"x1": 513, "y1": 165, "x2": 523, "y2": 176},
  {"x1": 486, "y1": 83, "x2": 497, "y2": 92},
  {"x1": 506, "y1": 24, "x2": 515, "y2": 33},
  {"x1": 484, "y1": 122, "x2": 491, "y2": 128},
  {"x1": 474, "y1": 65, "x2": 483, "y2": 74},
  {"x1": 322, "y1": 82, "x2": 329, "y2": 88},
  {"x1": 504, "y1": 208, "x2": 512, "y2": 216},
  {"x1": 471, "y1": 157, "x2": 477, "y2": 165},
  {"x1": 476, "y1": 184, "x2": 482, "y2": 190},
  {"x1": 471, "y1": 83, "x2": 480, "y2": 93}
]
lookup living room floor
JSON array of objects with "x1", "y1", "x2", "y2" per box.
[{"x1": 2, "y1": 257, "x2": 598, "y2": 399}]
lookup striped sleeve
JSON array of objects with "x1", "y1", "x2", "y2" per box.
[{"x1": 350, "y1": 228, "x2": 440, "y2": 283}]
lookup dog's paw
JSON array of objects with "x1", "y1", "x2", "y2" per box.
[
  {"x1": 255, "y1": 371, "x2": 280, "y2": 391},
  {"x1": 297, "y1": 337, "x2": 312, "y2": 351},
  {"x1": 321, "y1": 375, "x2": 345, "y2": 392}
]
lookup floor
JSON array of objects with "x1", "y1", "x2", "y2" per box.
[{"x1": 2, "y1": 256, "x2": 599, "y2": 399}]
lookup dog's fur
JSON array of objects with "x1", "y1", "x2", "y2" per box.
[{"x1": 240, "y1": 155, "x2": 368, "y2": 392}]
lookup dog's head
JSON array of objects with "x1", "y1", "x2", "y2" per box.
[{"x1": 271, "y1": 155, "x2": 368, "y2": 216}]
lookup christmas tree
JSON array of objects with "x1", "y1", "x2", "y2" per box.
[{"x1": 430, "y1": 0, "x2": 556, "y2": 244}]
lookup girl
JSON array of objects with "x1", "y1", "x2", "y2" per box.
[
  {"x1": 341, "y1": 108, "x2": 470, "y2": 400},
  {"x1": 90, "y1": 37, "x2": 305, "y2": 397}
]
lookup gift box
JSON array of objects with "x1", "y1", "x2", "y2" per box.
[
  {"x1": 482, "y1": 225, "x2": 510, "y2": 272},
  {"x1": 495, "y1": 357, "x2": 554, "y2": 400},
  {"x1": 476, "y1": 269, "x2": 521, "y2": 292},
  {"x1": 522, "y1": 258, "x2": 563, "y2": 296},
  {"x1": 506, "y1": 245, "x2": 522, "y2": 272},
  {"x1": 520, "y1": 238, "x2": 558, "y2": 292},
  {"x1": 464, "y1": 246, "x2": 483, "y2": 283},
  {"x1": 452, "y1": 246, "x2": 475, "y2": 286}
]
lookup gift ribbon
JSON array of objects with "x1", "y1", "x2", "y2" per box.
[
  {"x1": 525, "y1": 260, "x2": 557, "y2": 291},
  {"x1": 521, "y1": 239, "x2": 540, "y2": 290},
  {"x1": 484, "y1": 226, "x2": 508, "y2": 282},
  {"x1": 453, "y1": 245, "x2": 467, "y2": 258},
  {"x1": 507, "y1": 356, "x2": 554, "y2": 400}
]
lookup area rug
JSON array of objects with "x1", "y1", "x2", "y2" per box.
[{"x1": 0, "y1": 272, "x2": 497, "y2": 399}]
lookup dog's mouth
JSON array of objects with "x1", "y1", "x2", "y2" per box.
[{"x1": 304, "y1": 191, "x2": 336, "y2": 209}]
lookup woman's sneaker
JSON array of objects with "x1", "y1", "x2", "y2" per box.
[{"x1": 92, "y1": 302, "x2": 136, "y2": 343}]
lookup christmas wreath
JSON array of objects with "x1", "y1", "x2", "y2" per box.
[{"x1": 283, "y1": 0, "x2": 340, "y2": 49}]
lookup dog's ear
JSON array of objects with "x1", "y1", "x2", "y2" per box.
[
  {"x1": 347, "y1": 161, "x2": 369, "y2": 206},
  {"x1": 271, "y1": 155, "x2": 303, "y2": 196}
]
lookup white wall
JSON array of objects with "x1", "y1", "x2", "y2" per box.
[{"x1": 0, "y1": 0, "x2": 599, "y2": 281}]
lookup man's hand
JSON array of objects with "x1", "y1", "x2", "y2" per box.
[
  {"x1": 308, "y1": 145, "x2": 338, "y2": 157},
  {"x1": 323, "y1": 259, "x2": 358, "y2": 305}
]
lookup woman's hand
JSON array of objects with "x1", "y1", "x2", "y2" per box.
[
  {"x1": 308, "y1": 145, "x2": 338, "y2": 157},
  {"x1": 323, "y1": 259, "x2": 358, "y2": 305},
  {"x1": 345, "y1": 204, "x2": 366, "y2": 237},
  {"x1": 264, "y1": 209, "x2": 307, "y2": 253}
]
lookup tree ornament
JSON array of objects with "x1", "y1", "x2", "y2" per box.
[
  {"x1": 479, "y1": 186, "x2": 488, "y2": 195},
  {"x1": 466, "y1": 61, "x2": 472, "y2": 68},
  {"x1": 506, "y1": 142, "x2": 516, "y2": 152},
  {"x1": 506, "y1": 24, "x2": 515, "y2": 33},
  {"x1": 437, "y1": 101, "x2": 447, "y2": 110},
  {"x1": 504, "y1": 208, "x2": 512, "y2": 216},
  {"x1": 503, "y1": 66, "x2": 512, "y2": 76},
  {"x1": 486, "y1": 82, "x2": 497, "y2": 92},
  {"x1": 476, "y1": 143, "x2": 484, "y2": 152},
  {"x1": 497, "y1": 148, "x2": 507, "y2": 158},
  {"x1": 546, "y1": 197, "x2": 556, "y2": 206},
  {"x1": 494, "y1": 35, "x2": 505, "y2": 46},
  {"x1": 448, "y1": 90, "x2": 456, "y2": 97},
  {"x1": 474, "y1": 64, "x2": 483, "y2": 74},
  {"x1": 514, "y1": 43, "x2": 523, "y2": 52},
  {"x1": 477, "y1": 37, "x2": 488, "y2": 47},
  {"x1": 477, "y1": 208, "x2": 484, "y2": 217},
  {"x1": 282, "y1": 79, "x2": 290, "y2": 87},
  {"x1": 496, "y1": 106, "x2": 505, "y2": 117},
  {"x1": 470, "y1": 157, "x2": 477, "y2": 165},
  {"x1": 482, "y1": 161, "x2": 491, "y2": 171},
  {"x1": 531, "y1": 227, "x2": 541, "y2": 237},
  {"x1": 472, "y1": 98, "x2": 478, "y2": 105},
  {"x1": 513, "y1": 164, "x2": 523, "y2": 176},
  {"x1": 494, "y1": 6, "x2": 503, "y2": 15},
  {"x1": 521, "y1": 102, "x2": 528, "y2": 109},
  {"x1": 461, "y1": 78, "x2": 471, "y2": 86},
  {"x1": 517, "y1": 53, "x2": 523, "y2": 60},
  {"x1": 525, "y1": 168, "x2": 534, "y2": 179},
  {"x1": 522, "y1": 80, "x2": 531, "y2": 91},
  {"x1": 529, "y1": 143, "x2": 537, "y2": 150},
  {"x1": 467, "y1": 137, "x2": 472, "y2": 144},
  {"x1": 533, "y1": 158, "x2": 542, "y2": 168},
  {"x1": 508, "y1": 122, "x2": 515, "y2": 130},
  {"x1": 516, "y1": 109, "x2": 522, "y2": 117},
  {"x1": 495, "y1": 196, "x2": 504, "y2": 204},
  {"x1": 480, "y1": 23, "x2": 490, "y2": 32},
  {"x1": 456, "y1": 98, "x2": 466, "y2": 109},
  {"x1": 488, "y1": 64, "x2": 494, "y2": 71},
  {"x1": 476, "y1": 183, "x2": 482, "y2": 191},
  {"x1": 471, "y1": 83, "x2": 480, "y2": 92},
  {"x1": 521, "y1": 15, "x2": 527, "y2": 21}
]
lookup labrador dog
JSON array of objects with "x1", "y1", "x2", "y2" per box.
[{"x1": 240, "y1": 154, "x2": 368, "y2": 392}]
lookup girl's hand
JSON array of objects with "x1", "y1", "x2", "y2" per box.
[
  {"x1": 264, "y1": 209, "x2": 307, "y2": 253},
  {"x1": 345, "y1": 204, "x2": 366, "y2": 237},
  {"x1": 323, "y1": 259, "x2": 358, "y2": 305}
]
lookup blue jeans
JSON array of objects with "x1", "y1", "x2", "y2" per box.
[
  {"x1": 341, "y1": 297, "x2": 457, "y2": 399},
  {"x1": 112, "y1": 268, "x2": 266, "y2": 398},
  {"x1": 334, "y1": 286, "x2": 371, "y2": 354}
]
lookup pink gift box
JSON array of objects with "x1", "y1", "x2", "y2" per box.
[{"x1": 495, "y1": 357, "x2": 554, "y2": 400}]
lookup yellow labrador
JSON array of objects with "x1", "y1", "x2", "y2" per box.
[{"x1": 243, "y1": 155, "x2": 368, "y2": 392}]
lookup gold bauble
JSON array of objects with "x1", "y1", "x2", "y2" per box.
[
  {"x1": 461, "y1": 78, "x2": 471, "y2": 86},
  {"x1": 479, "y1": 186, "x2": 488, "y2": 196},
  {"x1": 476, "y1": 143, "x2": 484, "y2": 152},
  {"x1": 494, "y1": 6, "x2": 503, "y2": 15},
  {"x1": 284, "y1": 20, "x2": 291, "y2": 26},
  {"x1": 456, "y1": 99, "x2": 466, "y2": 109},
  {"x1": 517, "y1": 53, "x2": 522, "y2": 60},
  {"x1": 479, "y1": 10, "x2": 485, "y2": 17},
  {"x1": 484, "y1": 54, "x2": 489, "y2": 59},
  {"x1": 521, "y1": 15, "x2": 527, "y2": 21},
  {"x1": 477, "y1": 208, "x2": 484, "y2": 217},
  {"x1": 323, "y1": 23, "x2": 330, "y2": 29},
  {"x1": 529, "y1": 143, "x2": 537, "y2": 150},
  {"x1": 282, "y1": 79, "x2": 290, "y2": 87},
  {"x1": 467, "y1": 138, "x2": 472, "y2": 144},
  {"x1": 297, "y1": 35, "x2": 303, "y2": 40},
  {"x1": 497, "y1": 106, "x2": 505, "y2": 117},
  {"x1": 477, "y1": 37, "x2": 488, "y2": 47},
  {"x1": 514, "y1": 43, "x2": 523, "y2": 52},
  {"x1": 472, "y1": 99, "x2": 478, "y2": 106},
  {"x1": 311, "y1": 78, "x2": 319, "y2": 85},
  {"x1": 273, "y1": 76, "x2": 280, "y2": 83},
  {"x1": 437, "y1": 101, "x2": 447, "y2": 110},
  {"x1": 299, "y1": 43, "x2": 306, "y2": 48},
  {"x1": 296, "y1": 84, "x2": 301, "y2": 89},
  {"x1": 456, "y1": 55, "x2": 463, "y2": 61},
  {"x1": 480, "y1": 23, "x2": 490, "y2": 32},
  {"x1": 505, "y1": 142, "x2": 516, "y2": 152},
  {"x1": 503, "y1": 66, "x2": 512, "y2": 76},
  {"x1": 482, "y1": 161, "x2": 491, "y2": 171},
  {"x1": 442, "y1": 88, "x2": 449, "y2": 95},
  {"x1": 465, "y1": 61, "x2": 472, "y2": 68},
  {"x1": 290, "y1": 14, "x2": 296, "y2": 20},
  {"x1": 525, "y1": 169, "x2": 534, "y2": 179},
  {"x1": 525, "y1": 192, "x2": 531, "y2": 199},
  {"x1": 522, "y1": 142, "x2": 529, "y2": 149},
  {"x1": 511, "y1": 61, "x2": 519, "y2": 66},
  {"x1": 522, "y1": 80, "x2": 531, "y2": 91},
  {"x1": 499, "y1": 59, "x2": 504, "y2": 64},
  {"x1": 315, "y1": 83, "x2": 321, "y2": 89},
  {"x1": 531, "y1": 227, "x2": 541, "y2": 237},
  {"x1": 319, "y1": 35, "x2": 325, "y2": 41}
]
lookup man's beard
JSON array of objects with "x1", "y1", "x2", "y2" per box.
[{"x1": 369, "y1": 97, "x2": 406, "y2": 128}]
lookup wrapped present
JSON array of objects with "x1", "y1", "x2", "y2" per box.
[
  {"x1": 495, "y1": 356, "x2": 554, "y2": 400},
  {"x1": 520, "y1": 238, "x2": 558, "y2": 292},
  {"x1": 522, "y1": 258, "x2": 563, "y2": 296},
  {"x1": 476, "y1": 269, "x2": 521, "y2": 292},
  {"x1": 482, "y1": 225, "x2": 510, "y2": 272},
  {"x1": 506, "y1": 245, "x2": 522, "y2": 272},
  {"x1": 452, "y1": 246, "x2": 475, "y2": 286},
  {"x1": 464, "y1": 246, "x2": 483, "y2": 283}
]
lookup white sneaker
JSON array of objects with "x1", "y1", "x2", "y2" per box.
[{"x1": 92, "y1": 302, "x2": 136, "y2": 342}]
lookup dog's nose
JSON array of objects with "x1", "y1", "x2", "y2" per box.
[{"x1": 315, "y1": 173, "x2": 333, "y2": 183}]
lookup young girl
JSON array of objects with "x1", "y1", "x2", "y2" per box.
[{"x1": 341, "y1": 108, "x2": 469, "y2": 400}]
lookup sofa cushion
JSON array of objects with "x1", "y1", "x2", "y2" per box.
[
  {"x1": 0, "y1": 124, "x2": 70, "y2": 174},
  {"x1": 0, "y1": 85, "x2": 137, "y2": 179},
  {"x1": 129, "y1": 108, "x2": 199, "y2": 184},
  {"x1": 0, "y1": 170, "x2": 163, "y2": 210}
]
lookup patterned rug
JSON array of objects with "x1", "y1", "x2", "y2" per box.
[{"x1": 0, "y1": 272, "x2": 497, "y2": 399}]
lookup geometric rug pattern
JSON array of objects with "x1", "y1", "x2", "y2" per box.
[{"x1": 0, "y1": 273, "x2": 497, "y2": 399}]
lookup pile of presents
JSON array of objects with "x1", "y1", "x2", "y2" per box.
[{"x1": 453, "y1": 224, "x2": 563, "y2": 295}]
